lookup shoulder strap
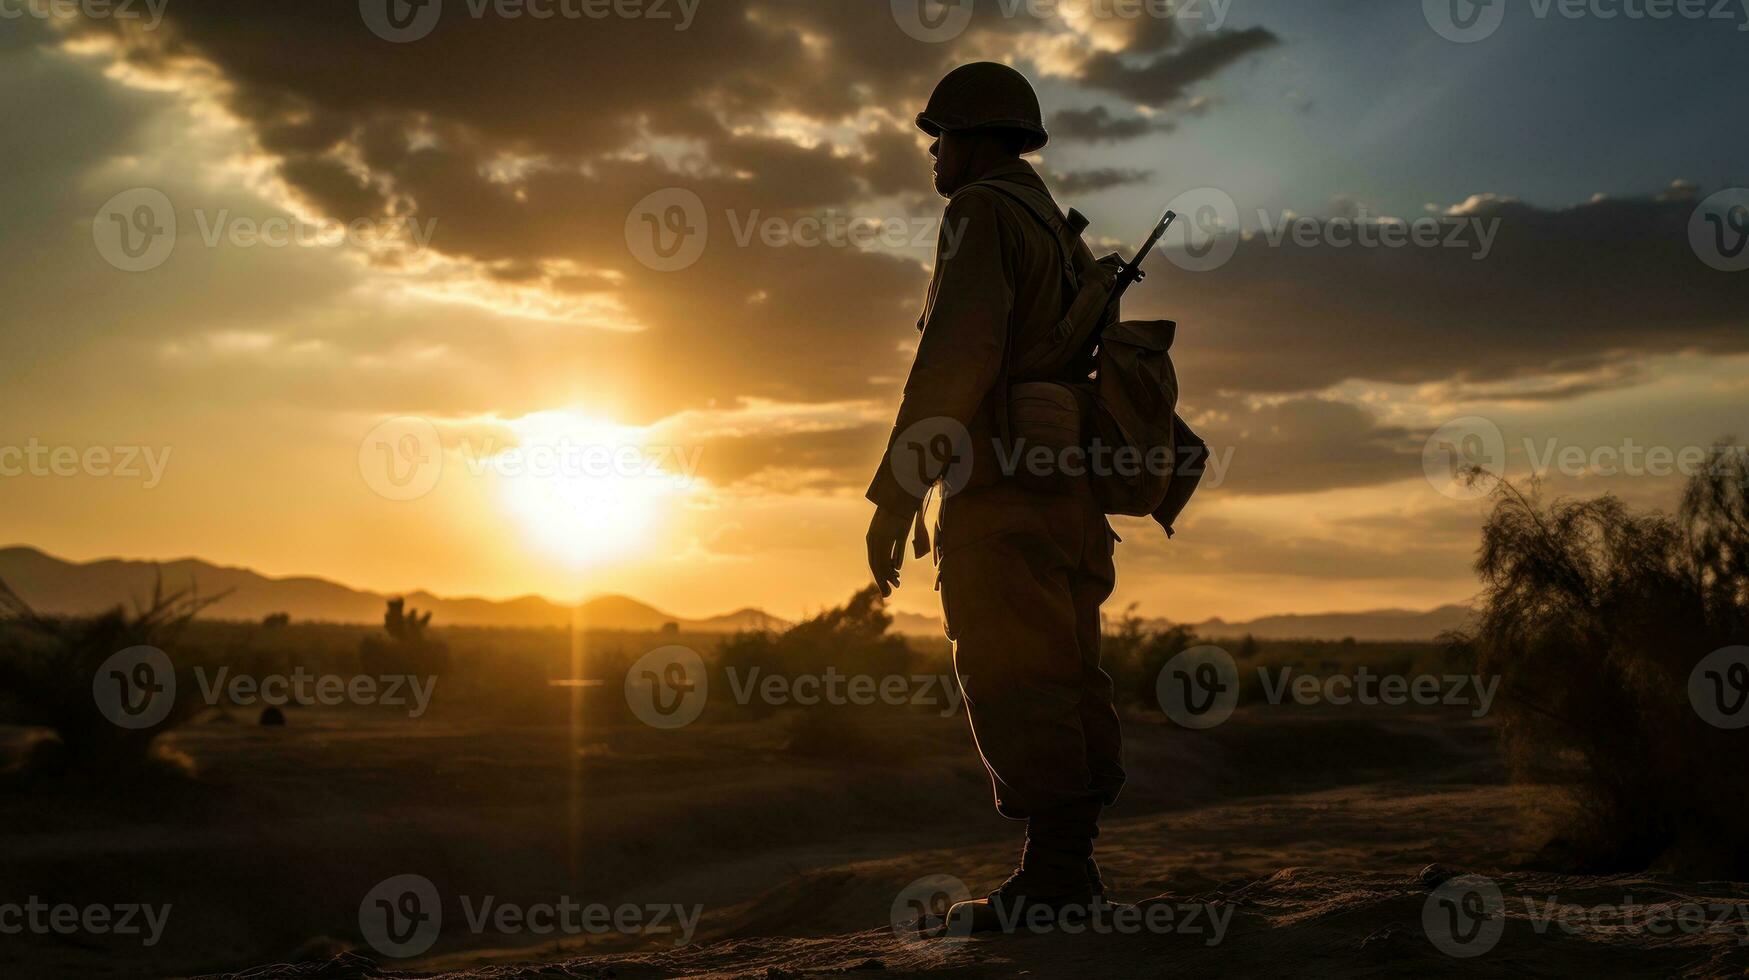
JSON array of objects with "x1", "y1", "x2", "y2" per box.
[{"x1": 958, "y1": 178, "x2": 1080, "y2": 287}]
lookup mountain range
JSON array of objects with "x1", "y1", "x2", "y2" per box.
[
  {"x1": 0, "y1": 546, "x2": 1471, "y2": 641},
  {"x1": 0, "y1": 546, "x2": 780, "y2": 632}
]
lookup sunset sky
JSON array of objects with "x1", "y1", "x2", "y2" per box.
[{"x1": 2, "y1": 1, "x2": 1745, "y2": 624}]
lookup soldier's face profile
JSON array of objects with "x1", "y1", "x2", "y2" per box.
[{"x1": 931, "y1": 131, "x2": 971, "y2": 197}]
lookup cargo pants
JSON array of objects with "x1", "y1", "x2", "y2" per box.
[{"x1": 936, "y1": 475, "x2": 1125, "y2": 820}]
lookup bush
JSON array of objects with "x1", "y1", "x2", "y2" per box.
[
  {"x1": 358, "y1": 598, "x2": 450, "y2": 678},
  {"x1": 715, "y1": 586, "x2": 917, "y2": 719},
  {"x1": 1102, "y1": 604, "x2": 1199, "y2": 709},
  {"x1": 1459, "y1": 447, "x2": 1749, "y2": 875},
  {"x1": 0, "y1": 575, "x2": 218, "y2": 776}
]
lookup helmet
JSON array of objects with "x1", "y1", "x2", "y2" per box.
[{"x1": 916, "y1": 62, "x2": 1048, "y2": 153}]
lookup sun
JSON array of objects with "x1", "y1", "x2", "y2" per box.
[{"x1": 492, "y1": 411, "x2": 686, "y2": 569}]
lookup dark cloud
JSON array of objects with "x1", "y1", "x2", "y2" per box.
[
  {"x1": 688, "y1": 424, "x2": 887, "y2": 491},
  {"x1": 54, "y1": 1, "x2": 1280, "y2": 422},
  {"x1": 1193, "y1": 396, "x2": 1422, "y2": 496},
  {"x1": 1077, "y1": 27, "x2": 1278, "y2": 106},
  {"x1": 1048, "y1": 106, "x2": 1168, "y2": 143},
  {"x1": 1051, "y1": 167, "x2": 1154, "y2": 195},
  {"x1": 1139, "y1": 189, "x2": 1749, "y2": 397}
]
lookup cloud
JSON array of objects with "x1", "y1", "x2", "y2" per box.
[
  {"x1": 1051, "y1": 167, "x2": 1154, "y2": 195},
  {"x1": 1047, "y1": 105, "x2": 1169, "y2": 143},
  {"x1": 1138, "y1": 187, "x2": 1749, "y2": 398},
  {"x1": 1074, "y1": 27, "x2": 1278, "y2": 106}
]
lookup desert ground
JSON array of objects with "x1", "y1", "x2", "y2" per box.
[{"x1": 4, "y1": 623, "x2": 1744, "y2": 979}]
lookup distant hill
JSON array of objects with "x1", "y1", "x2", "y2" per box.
[
  {"x1": 887, "y1": 605, "x2": 1474, "y2": 642},
  {"x1": 1188, "y1": 604, "x2": 1474, "y2": 642},
  {"x1": 0, "y1": 546, "x2": 786, "y2": 632},
  {"x1": 0, "y1": 545, "x2": 1468, "y2": 640}
]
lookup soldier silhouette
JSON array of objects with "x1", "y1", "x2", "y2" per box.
[{"x1": 866, "y1": 61, "x2": 1127, "y2": 931}]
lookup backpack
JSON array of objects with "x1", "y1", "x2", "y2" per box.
[{"x1": 961, "y1": 177, "x2": 1207, "y2": 535}]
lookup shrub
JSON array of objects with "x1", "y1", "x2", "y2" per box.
[
  {"x1": 1460, "y1": 447, "x2": 1749, "y2": 875},
  {"x1": 358, "y1": 597, "x2": 450, "y2": 678},
  {"x1": 0, "y1": 575, "x2": 218, "y2": 776},
  {"x1": 715, "y1": 586, "x2": 917, "y2": 719},
  {"x1": 1102, "y1": 603, "x2": 1199, "y2": 709}
]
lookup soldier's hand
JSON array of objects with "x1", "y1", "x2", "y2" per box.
[{"x1": 866, "y1": 504, "x2": 913, "y2": 597}]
